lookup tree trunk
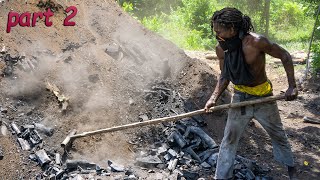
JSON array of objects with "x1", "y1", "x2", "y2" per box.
[{"x1": 264, "y1": 0, "x2": 270, "y2": 37}]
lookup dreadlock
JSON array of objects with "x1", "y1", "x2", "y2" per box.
[{"x1": 210, "y1": 7, "x2": 254, "y2": 34}]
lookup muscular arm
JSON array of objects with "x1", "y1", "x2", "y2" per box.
[
  {"x1": 205, "y1": 45, "x2": 230, "y2": 111},
  {"x1": 255, "y1": 36, "x2": 297, "y2": 100},
  {"x1": 256, "y1": 36, "x2": 296, "y2": 88}
]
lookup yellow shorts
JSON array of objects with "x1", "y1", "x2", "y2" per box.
[{"x1": 234, "y1": 81, "x2": 272, "y2": 96}]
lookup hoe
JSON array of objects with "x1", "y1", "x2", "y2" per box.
[{"x1": 61, "y1": 94, "x2": 286, "y2": 149}]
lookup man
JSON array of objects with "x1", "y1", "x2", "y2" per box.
[{"x1": 204, "y1": 8, "x2": 298, "y2": 180}]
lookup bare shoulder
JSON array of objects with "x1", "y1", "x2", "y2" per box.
[
  {"x1": 245, "y1": 33, "x2": 289, "y2": 58},
  {"x1": 245, "y1": 33, "x2": 270, "y2": 46},
  {"x1": 244, "y1": 32, "x2": 274, "y2": 51}
]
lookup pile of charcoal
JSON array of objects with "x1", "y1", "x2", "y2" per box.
[
  {"x1": 2, "y1": 118, "x2": 142, "y2": 179},
  {"x1": 0, "y1": 98, "x2": 138, "y2": 179},
  {"x1": 134, "y1": 82, "x2": 272, "y2": 179},
  {"x1": 0, "y1": 45, "x2": 41, "y2": 76}
]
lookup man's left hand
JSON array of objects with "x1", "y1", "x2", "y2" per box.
[{"x1": 285, "y1": 87, "x2": 298, "y2": 101}]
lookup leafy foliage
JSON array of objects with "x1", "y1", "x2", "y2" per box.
[
  {"x1": 311, "y1": 41, "x2": 320, "y2": 73},
  {"x1": 117, "y1": 0, "x2": 316, "y2": 51},
  {"x1": 117, "y1": 0, "x2": 182, "y2": 18}
]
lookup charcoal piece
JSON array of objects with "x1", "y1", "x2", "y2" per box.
[
  {"x1": 234, "y1": 163, "x2": 242, "y2": 170},
  {"x1": 11, "y1": 122, "x2": 21, "y2": 135},
  {"x1": 20, "y1": 128, "x2": 30, "y2": 139},
  {"x1": 35, "y1": 149, "x2": 51, "y2": 166},
  {"x1": 124, "y1": 174, "x2": 138, "y2": 180},
  {"x1": 107, "y1": 160, "x2": 125, "y2": 172},
  {"x1": 183, "y1": 147, "x2": 201, "y2": 162},
  {"x1": 55, "y1": 153, "x2": 61, "y2": 165},
  {"x1": 105, "y1": 43, "x2": 120, "y2": 59},
  {"x1": 171, "y1": 169, "x2": 183, "y2": 179},
  {"x1": 200, "y1": 162, "x2": 211, "y2": 168},
  {"x1": 62, "y1": 43, "x2": 81, "y2": 52},
  {"x1": 236, "y1": 155, "x2": 256, "y2": 170},
  {"x1": 245, "y1": 169, "x2": 256, "y2": 179},
  {"x1": 17, "y1": 138, "x2": 31, "y2": 151},
  {"x1": 0, "y1": 145, "x2": 3, "y2": 160},
  {"x1": 0, "y1": 107, "x2": 8, "y2": 113},
  {"x1": 169, "y1": 130, "x2": 187, "y2": 148},
  {"x1": 167, "y1": 158, "x2": 178, "y2": 171},
  {"x1": 34, "y1": 123, "x2": 54, "y2": 136},
  {"x1": 255, "y1": 176, "x2": 273, "y2": 180},
  {"x1": 88, "y1": 74, "x2": 99, "y2": 83},
  {"x1": 0, "y1": 46, "x2": 6, "y2": 53},
  {"x1": 135, "y1": 155, "x2": 162, "y2": 168},
  {"x1": 21, "y1": 125, "x2": 35, "y2": 131},
  {"x1": 303, "y1": 116, "x2": 320, "y2": 124},
  {"x1": 207, "y1": 152, "x2": 219, "y2": 166},
  {"x1": 198, "y1": 148, "x2": 219, "y2": 162},
  {"x1": 66, "y1": 160, "x2": 96, "y2": 170},
  {"x1": 183, "y1": 100, "x2": 206, "y2": 125},
  {"x1": 179, "y1": 156, "x2": 193, "y2": 167},
  {"x1": 184, "y1": 126, "x2": 217, "y2": 149},
  {"x1": 179, "y1": 151, "x2": 185, "y2": 157},
  {"x1": 79, "y1": 169, "x2": 96, "y2": 174},
  {"x1": 71, "y1": 174, "x2": 84, "y2": 180},
  {"x1": 0, "y1": 107, "x2": 7, "y2": 113},
  {"x1": 192, "y1": 116, "x2": 206, "y2": 126},
  {"x1": 52, "y1": 167, "x2": 64, "y2": 177},
  {"x1": 125, "y1": 169, "x2": 134, "y2": 176},
  {"x1": 48, "y1": 174, "x2": 56, "y2": 180},
  {"x1": 167, "y1": 149, "x2": 178, "y2": 157},
  {"x1": 235, "y1": 171, "x2": 245, "y2": 179},
  {"x1": 189, "y1": 136, "x2": 202, "y2": 147},
  {"x1": 26, "y1": 109, "x2": 33, "y2": 116},
  {"x1": 164, "y1": 154, "x2": 171, "y2": 161},
  {"x1": 175, "y1": 124, "x2": 187, "y2": 133},
  {"x1": 156, "y1": 163, "x2": 167, "y2": 169},
  {"x1": 157, "y1": 146, "x2": 167, "y2": 155},
  {"x1": 96, "y1": 165, "x2": 105, "y2": 172},
  {"x1": 138, "y1": 114, "x2": 149, "y2": 121},
  {"x1": 159, "y1": 90, "x2": 169, "y2": 102},
  {"x1": 29, "y1": 154, "x2": 37, "y2": 161},
  {"x1": 29, "y1": 130, "x2": 42, "y2": 146}
]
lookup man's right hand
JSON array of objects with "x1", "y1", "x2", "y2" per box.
[{"x1": 204, "y1": 98, "x2": 216, "y2": 113}]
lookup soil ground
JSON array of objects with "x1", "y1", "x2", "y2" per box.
[{"x1": 0, "y1": 1, "x2": 319, "y2": 180}]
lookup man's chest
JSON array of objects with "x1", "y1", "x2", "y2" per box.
[{"x1": 242, "y1": 45, "x2": 264, "y2": 65}]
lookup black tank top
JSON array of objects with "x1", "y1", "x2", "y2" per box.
[{"x1": 217, "y1": 32, "x2": 254, "y2": 86}]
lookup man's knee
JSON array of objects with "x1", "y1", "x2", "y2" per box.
[{"x1": 223, "y1": 129, "x2": 238, "y2": 145}]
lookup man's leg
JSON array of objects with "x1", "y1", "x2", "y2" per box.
[
  {"x1": 215, "y1": 94, "x2": 252, "y2": 179},
  {"x1": 253, "y1": 101, "x2": 296, "y2": 179}
]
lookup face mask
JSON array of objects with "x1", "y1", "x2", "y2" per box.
[
  {"x1": 215, "y1": 31, "x2": 245, "y2": 52},
  {"x1": 216, "y1": 35, "x2": 241, "y2": 52}
]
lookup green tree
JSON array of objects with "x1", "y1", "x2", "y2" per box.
[
  {"x1": 117, "y1": 0, "x2": 182, "y2": 18},
  {"x1": 118, "y1": 0, "x2": 316, "y2": 51}
]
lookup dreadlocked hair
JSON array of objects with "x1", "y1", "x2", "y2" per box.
[{"x1": 210, "y1": 7, "x2": 254, "y2": 34}]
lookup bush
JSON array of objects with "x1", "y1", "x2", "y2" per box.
[
  {"x1": 118, "y1": 0, "x2": 315, "y2": 51},
  {"x1": 311, "y1": 41, "x2": 320, "y2": 73},
  {"x1": 139, "y1": 0, "x2": 220, "y2": 50}
]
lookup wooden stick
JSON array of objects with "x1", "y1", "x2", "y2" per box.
[
  {"x1": 70, "y1": 94, "x2": 285, "y2": 140},
  {"x1": 303, "y1": 116, "x2": 320, "y2": 124},
  {"x1": 61, "y1": 129, "x2": 77, "y2": 148}
]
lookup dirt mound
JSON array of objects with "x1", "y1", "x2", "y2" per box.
[{"x1": 0, "y1": 0, "x2": 221, "y2": 178}]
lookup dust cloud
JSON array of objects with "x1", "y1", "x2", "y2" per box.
[{"x1": 1, "y1": 0, "x2": 190, "y2": 164}]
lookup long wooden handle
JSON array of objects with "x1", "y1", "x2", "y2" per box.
[{"x1": 70, "y1": 94, "x2": 285, "y2": 139}]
